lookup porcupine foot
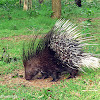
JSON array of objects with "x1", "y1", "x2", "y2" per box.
[
  {"x1": 67, "y1": 68, "x2": 78, "y2": 79},
  {"x1": 51, "y1": 72, "x2": 59, "y2": 82}
]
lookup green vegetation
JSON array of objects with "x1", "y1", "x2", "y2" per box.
[{"x1": 0, "y1": 0, "x2": 100, "y2": 100}]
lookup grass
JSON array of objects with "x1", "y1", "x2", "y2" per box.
[
  {"x1": 0, "y1": 0, "x2": 100, "y2": 99},
  {"x1": 0, "y1": 70, "x2": 100, "y2": 100},
  {"x1": 0, "y1": 15, "x2": 56, "y2": 38}
]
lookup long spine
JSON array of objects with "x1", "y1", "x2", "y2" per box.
[{"x1": 49, "y1": 19, "x2": 100, "y2": 71}]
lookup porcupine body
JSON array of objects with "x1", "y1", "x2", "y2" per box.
[{"x1": 48, "y1": 19, "x2": 100, "y2": 78}]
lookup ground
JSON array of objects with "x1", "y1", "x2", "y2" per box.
[{"x1": 0, "y1": 69, "x2": 70, "y2": 88}]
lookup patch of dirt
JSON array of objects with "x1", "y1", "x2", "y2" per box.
[
  {"x1": 0, "y1": 34, "x2": 45, "y2": 42},
  {"x1": 0, "y1": 70, "x2": 67, "y2": 88}
]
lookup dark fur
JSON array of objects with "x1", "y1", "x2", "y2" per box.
[{"x1": 24, "y1": 47, "x2": 62, "y2": 81}]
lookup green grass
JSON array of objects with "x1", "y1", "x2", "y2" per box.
[
  {"x1": 0, "y1": 14, "x2": 56, "y2": 38},
  {"x1": 0, "y1": 0, "x2": 100, "y2": 99}
]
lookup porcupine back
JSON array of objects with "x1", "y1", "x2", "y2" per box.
[{"x1": 48, "y1": 19, "x2": 100, "y2": 71}]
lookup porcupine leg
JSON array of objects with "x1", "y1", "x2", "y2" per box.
[
  {"x1": 51, "y1": 71, "x2": 59, "y2": 82},
  {"x1": 42, "y1": 73, "x2": 49, "y2": 79},
  {"x1": 39, "y1": 71, "x2": 59, "y2": 81},
  {"x1": 67, "y1": 67, "x2": 78, "y2": 79}
]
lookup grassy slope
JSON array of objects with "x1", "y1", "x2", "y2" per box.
[{"x1": 0, "y1": 0, "x2": 100, "y2": 100}]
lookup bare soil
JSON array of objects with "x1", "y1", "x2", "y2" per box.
[
  {"x1": 0, "y1": 69, "x2": 67, "y2": 88},
  {"x1": 0, "y1": 34, "x2": 45, "y2": 42}
]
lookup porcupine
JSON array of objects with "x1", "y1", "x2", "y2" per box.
[
  {"x1": 22, "y1": 19, "x2": 100, "y2": 81},
  {"x1": 48, "y1": 19, "x2": 100, "y2": 78}
]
